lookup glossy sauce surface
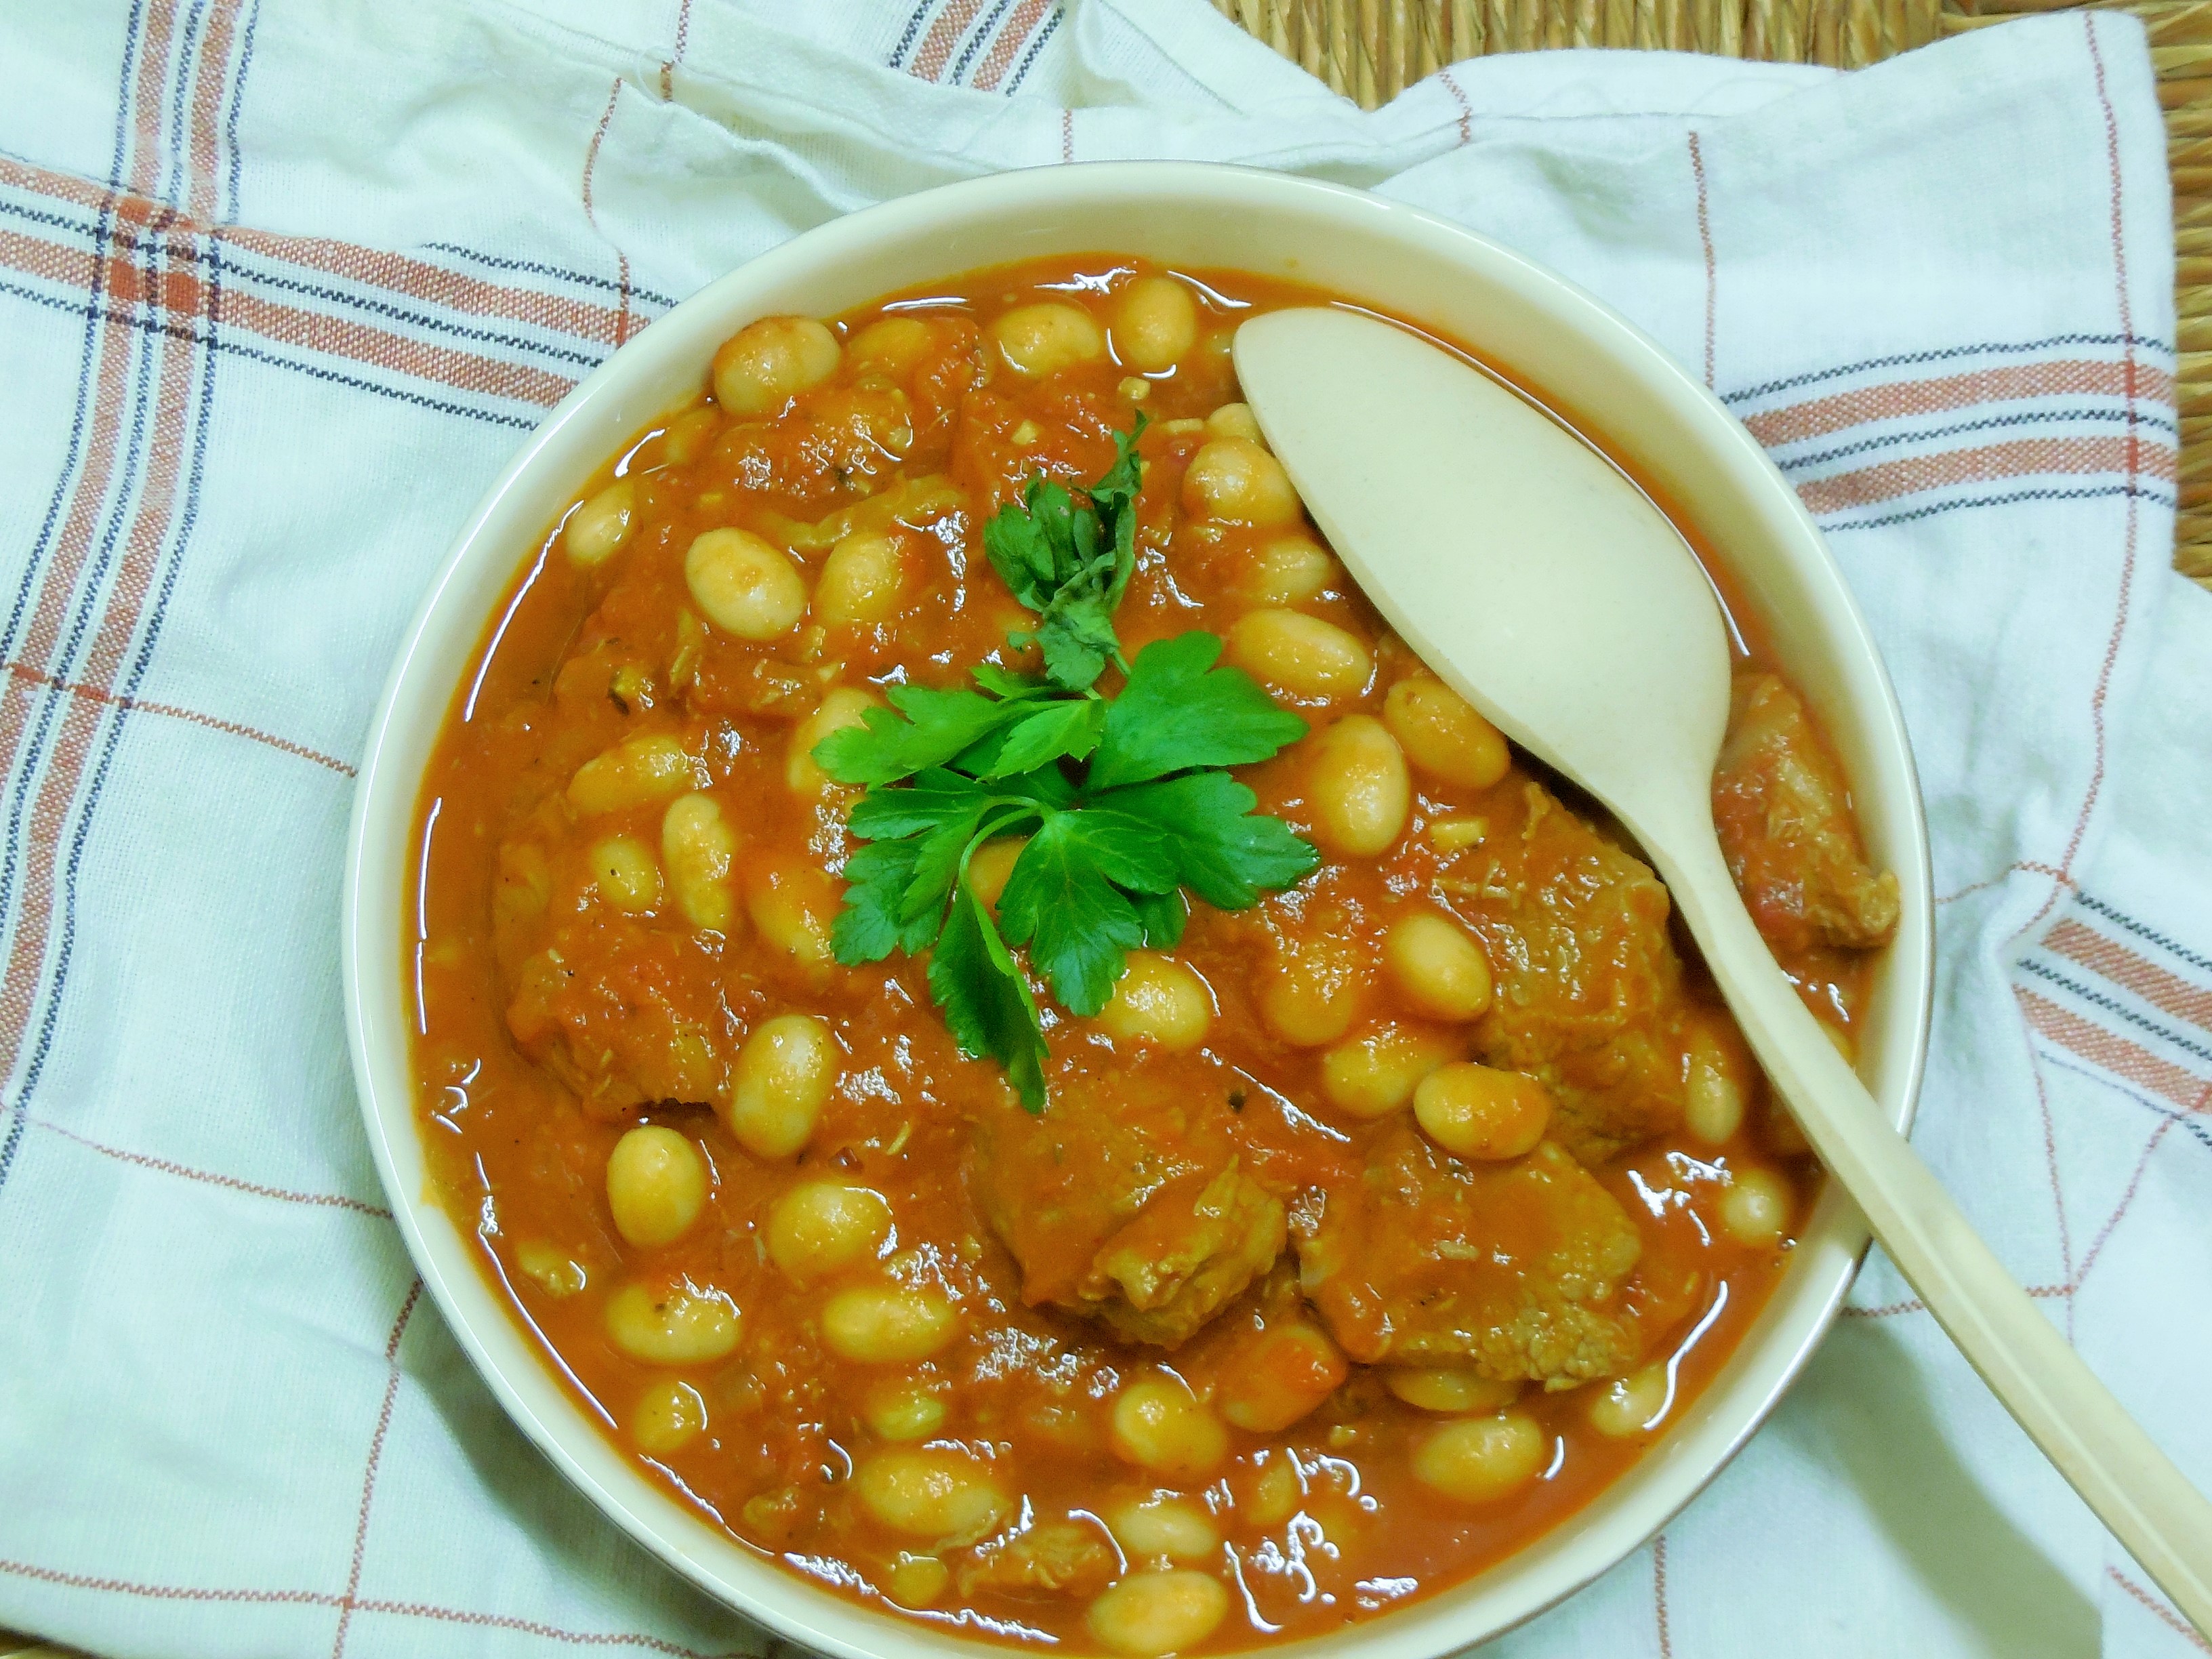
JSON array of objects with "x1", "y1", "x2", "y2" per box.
[{"x1": 408, "y1": 259, "x2": 1892, "y2": 1653}]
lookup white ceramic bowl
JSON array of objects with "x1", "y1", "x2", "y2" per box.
[{"x1": 344, "y1": 163, "x2": 1933, "y2": 1659}]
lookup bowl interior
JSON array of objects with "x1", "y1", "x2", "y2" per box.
[{"x1": 344, "y1": 163, "x2": 1933, "y2": 1659}]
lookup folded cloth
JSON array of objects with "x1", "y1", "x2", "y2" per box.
[{"x1": 0, "y1": 2, "x2": 2203, "y2": 1655}]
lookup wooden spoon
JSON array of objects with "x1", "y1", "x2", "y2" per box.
[{"x1": 1235, "y1": 306, "x2": 2212, "y2": 1637}]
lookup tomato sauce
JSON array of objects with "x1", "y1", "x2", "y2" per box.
[{"x1": 405, "y1": 258, "x2": 1893, "y2": 1653}]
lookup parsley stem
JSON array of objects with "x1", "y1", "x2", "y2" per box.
[{"x1": 960, "y1": 802, "x2": 1047, "y2": 874}]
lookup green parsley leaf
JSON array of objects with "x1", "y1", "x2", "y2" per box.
[
  {"x1": 899, "y1": 800, "x2": 1011, "y2": 925},
  {"x1": 956, "y1": 696, "x2": 1106, "y2": 779},
  {"x1": 982, "y1": 476, "x2": 1080, "y2": 612},
  {"x1": 815, "y1": 683, "x2": 1031, "y2": 787},
  {"x1": 1040, "y1": 808, "x2": 1181, "y2": 895},
  {"x1": 1087, "y1": 422, "x2": 1145, "y2": 533},
  {"x1": 971, "y1": 662, "x2": 1041, "y2": 699},
  {"x1": 846, "y1": 768, "x2": 1000, "y2": 842},
  {"x1": 1030, "y1": 600, "x2": 1122, "y2": 695},
  {"x1": 832, "y1": 839, "x2": 937, "y2": 962},
  {"x1": 1130, "y1": 886, "x2": 1188, "y2": 950},
  {"x1": 1088, "y1": 632, "x2": 1312, "y2": 791},
  {"x1": 929, "y1": 882, "x2": 1048, "y2": 1111},
  {"x1": 1087, "y1": 419, "x2": 1145, "y2": 613},
  {"x1": 994, "y1": 827, "x2": 1147, "y2": 1019},
  {"x1": 1091, "y1": 771, "x2": 1322, "y2": 909},
  {"x1": 982, "y1": 417, "x2": 1149, "y2": 693},
  {"x1": 902, "y1": 799, "x2": 1042, "y2": 927},
  {"x1": 994, "y1": 810, "x2": 1183, "y2": 1016}
]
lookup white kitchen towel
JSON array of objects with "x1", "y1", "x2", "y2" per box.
[{"x1": 0, "y1": 1, "x2": 2202, "y2": 1656}]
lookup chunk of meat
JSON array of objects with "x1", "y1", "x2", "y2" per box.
[
  {"x1": 709, "y1": 385, "x2": 916, "y2": 510},
  {"x1": 970, "y1": 1073, "x2": 1287, "y2": 1349},
  {"x1": 904, "y1": 320, "x2": 989, "y2": 466},
  {"x1": 956, "y1": 1519, "x2": 1118, "y2": 1599},
  {"x1": 949, "y1": 384, "x2": 1130, "y2": 516},
  {"x1": 1713, "y1": 671, "x2": 1901, "y2": 955},
  {"x1": 1436, "y1": 779, "x2": 1689, "y2": 1163},
  {"x1": 505, "y1": 922, "x2": 728, "y2": 1118},
  {"x1": 1297, "y1": 1128, "x2": 1643, "y2": 1388}
]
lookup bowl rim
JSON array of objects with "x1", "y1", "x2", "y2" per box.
[{"x1": 342, "y1": 159, "x2": 1935, "y2": 1659}]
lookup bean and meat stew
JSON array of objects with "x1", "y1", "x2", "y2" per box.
[{"x1": 407, "y1": 258, "x2": 1900, "y2": 1656}]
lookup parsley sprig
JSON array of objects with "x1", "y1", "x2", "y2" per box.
[
  {"x1": 815, "y1": 424, "x2": 1319, "y2": 1109},
  {"x1": 983, "y1": 417, "x2": 1147, "y2": 693}
]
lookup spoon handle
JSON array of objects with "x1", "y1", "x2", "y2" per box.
[{"x1": 1657, "y1": 830, "x2": 2212, "y2": 1638}]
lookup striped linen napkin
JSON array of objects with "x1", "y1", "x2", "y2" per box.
[{"x1": 1, "y1": 2, "x2": 2206, "y2": 1656}]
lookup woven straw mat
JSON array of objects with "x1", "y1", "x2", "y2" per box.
[{"x1": 1214, "y1": 0, "x2": 2212, "y2": 591}]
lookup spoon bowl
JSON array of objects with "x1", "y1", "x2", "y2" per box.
[{"x1": 1233, "y1": 306, "x2": 1732, "y2": 851}]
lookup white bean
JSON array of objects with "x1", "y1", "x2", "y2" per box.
[
  {"x1": 1232, "y1": 535, "x2": 1339, "y2": 606},
  {"x1": 660, "y1": 407, "x2": 720, "y2": 466},
  {"x1": 1413, "y1": 1062, "x2": 1552, "y2": 1161},
  {"x1": 1088, "y1": 1570, "x2": 1230, "y2": 1658},
  {"x1": 745, "y1": 860, "x2": 838, "y2": 980},
  {"x1": 1111, "y1": 1376, "x2": 1227, "y2": 1479},
  {"x1": 966, "y1": 836, "x2": 1027, "y2": 910},
  {"x1": 605, "y1": 1125, "x2": 708, "y2": 1248},
  {"x1": 495, "y1": 840, "x2": 551, "y2": 928},
  {"x1": 724, "y1": 1012, "x2": 836, "y2": 1158},
  {"x1": 1237, "y1": 1458, "x2": 1301, "y2": 1529},
  {"x1": 993, "y1": 303, "x2": 1105, "y2": 377},
  {"x1": 1202, "y1": 402, "x2": 1263, "y2": 445},
  {"x1": 565, "y1": 479, "x2": 635, "y2": 568},
  {"x1": 712, "y1": 316, "x2": 840, "y2": 415},
  {"x1": 1097, "y1": 952, "x2": 1214, "y2": 1052},
  {"x1": 661, "y1": 794, "x2": 736, "y2": 933},
  {"x1": 1384, "y1": 912, "x2": 1494, "y2": 1022},
  {"x1": 1111, "y1": 277, "x2": 1198, "y2": 373},
  {"x1": 865, "y1": 1382, "x2": 949, "y2": 1442},
  {"x1": 1225, "y1": 609, "x2": 1372, "y2": 701},
  {"x1": 631, "y1": 1377, "x2": 707, "y2": 1455},
  {"x1": 813, "y1": 531, "x2": 908, "y2": 628},
  {"x1": 1384, "y1": 1368, "x2": 1521, "y2": 1414},
  {"x1": 1587, "y1": 1364, "x2": 1671, "y2": 1437},
  {"x1": 1216, "y1": 1323, "x2": 1345, "y2": 1433},
  {"x1": 823, "y1": 1283, "x2": 958, "y2": 1363},
  {"x1": 513, "y1": 1240, "x2": 586, "y2": 1298},
  {"x1": 853, "y1": 1448, "x2": 1011, "y2": 1543},
  {"x1": 1107, "y1": 1496, "x2": 1219, "y2": 1563},
  {"x1": 764, "y1": 1181, "x2": 892, "y2": 1279},
  {"x1": 589, "y1": 835, "x2": 662, "y2": 914},
  {"x1": 887, "y1": 1553, "x2": 950, "y2": 1608},
  {"x1": 1411, "y1": 1413, "x2": 1547, "y2": 1504},
  {"x1": 1383, "y1": 677, "x2": 1510, "y2": 790},
  {"x1": 686, "y1": 528, "x2": 808, "y2": 641},
  {"x1": 1319, "y1": 1023, "x2": 1455, "y2": 1118},
  {"x1": 568, "y1": 733, "x2": 696, "y2": 815},
  {"x1": 1257, "y1": 936, "x2": 1369, "y2": 1048},
  {"x1": 603, "y1": 1280, "x2": 740, "y2": 1366},
  {"x1": 1683, "y1": 1023, "x2": 1748, "y2": 1145},
  {"x1": 1719, "y1": 1166, "x2": 1793, "y2": 1248},
  {"x1": 848, "y1": 314, "x2": 933, "y2": 376},
  {"x1": 1183, "y1": 438, "x2": 1300, "y2": 527},
  {"x1": 1306, "y1": 715, "x2": 1410, "y2": 856}
]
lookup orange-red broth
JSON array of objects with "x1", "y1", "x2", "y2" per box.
[{"x1": 408, "y1": 260, "x2": 1853, "y2": 1654}]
